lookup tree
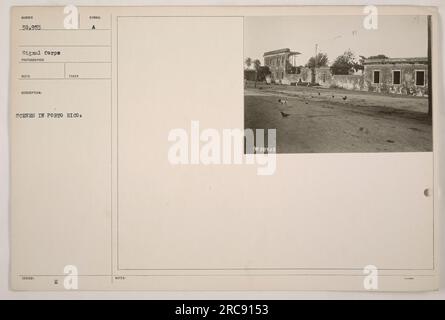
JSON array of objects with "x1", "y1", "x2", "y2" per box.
[
  {"x1": 354, "y1": 55, "x2": 367, "y2": 72},
  {"x1": 306, "y1": 52, "x2": 329, "y2": 69},
  {"x1": 253, "y1": 59, "x2": 261, "y2": 71},
  {"x1": 330, "y1": 50, "x2": 360, "y2": 75},
  {"x1": 256, "y1": 66, "x2": 271, "y2": 82}
]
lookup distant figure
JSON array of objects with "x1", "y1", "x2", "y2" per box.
[
  {"x1": 342, "y1": 96, "x2": 348, "y2": 101},
  {"x1": 280, "y1": 111, "x2": 290, "y2": 118},
  {"x1": 278, "y1": 98, "x2": 287, "y2": 105}
]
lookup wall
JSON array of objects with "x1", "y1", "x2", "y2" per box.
[
  {"x1": 284, "y1": 67, "x2": 350, "y2": 88},
  {"x1": 330, "y1": 74, "x2": 365, "y2": 91},
  {"x1": 315, "y1": 67, "x2": 333, "y2": 86},
  {"x1": 282, "y1": 67, "x2": 313, "y2": 85},
  {"x1": 276, "y1": 63, "x2": 429, "y2": 97}
]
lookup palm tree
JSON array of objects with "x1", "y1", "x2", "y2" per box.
[{"x1": 245, "y1": 57, "x2": 252, "y2": 70}]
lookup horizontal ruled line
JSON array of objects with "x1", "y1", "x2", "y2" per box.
[
  {"x1": 18, "y1": 78, "x2": 111, "y2": 81},
  {"x1": 19, "y1": 45, "x2": 111, "y2": 48},
  {"x1": 19, "y1": 61, "x2": 111, "y2": 64},
  {"x1": 20, "y1": 29, "x2": 111, "y2": 31},
  {"x1": 17, "y1": 274, "x2": 436, "y2": 278}
]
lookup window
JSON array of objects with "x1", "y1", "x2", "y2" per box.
[
  {"x1": 393, "y1": 70, "x2": 401, "y2": 85},
  {"x1": 416, "y1": 71, "x2": 425, "y2": 86},
  {"x1": 373, "y1": 70, "x2": 380, "y2": 84}
]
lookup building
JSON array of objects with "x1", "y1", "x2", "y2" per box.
[
  {"x1": 363, "y1": 57, "x2": 429, "y2": 96},
  {"x1": 263, "y1": 48, "x2": 300, "y2": 83}
]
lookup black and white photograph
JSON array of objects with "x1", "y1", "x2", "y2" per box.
[{"x1": 244, "y1": 15, "x2": 432, "y2": 153}]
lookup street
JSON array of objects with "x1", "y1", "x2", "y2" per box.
[{"x1": 244, "y1": 82, "x2": 432, "y2": 153}]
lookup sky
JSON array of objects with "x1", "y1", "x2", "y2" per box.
[{"x1": 244, "y1": 15, "x2": 428, "y2": 67}]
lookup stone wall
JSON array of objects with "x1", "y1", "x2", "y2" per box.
[
  {"x1": 330, "y1": 75, "x2": 365, "y2": 91},
  {"x1": 282, "y1": 67, "x2": 313, "y2": 85}
]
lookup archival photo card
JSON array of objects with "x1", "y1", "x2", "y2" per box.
[{"x1": 9, "y1": 5, "x2": 439, "y2": 292}]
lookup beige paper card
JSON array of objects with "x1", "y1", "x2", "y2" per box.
[{"x1": 10, "y1": 5, "x2": 439, "y2": 291}]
